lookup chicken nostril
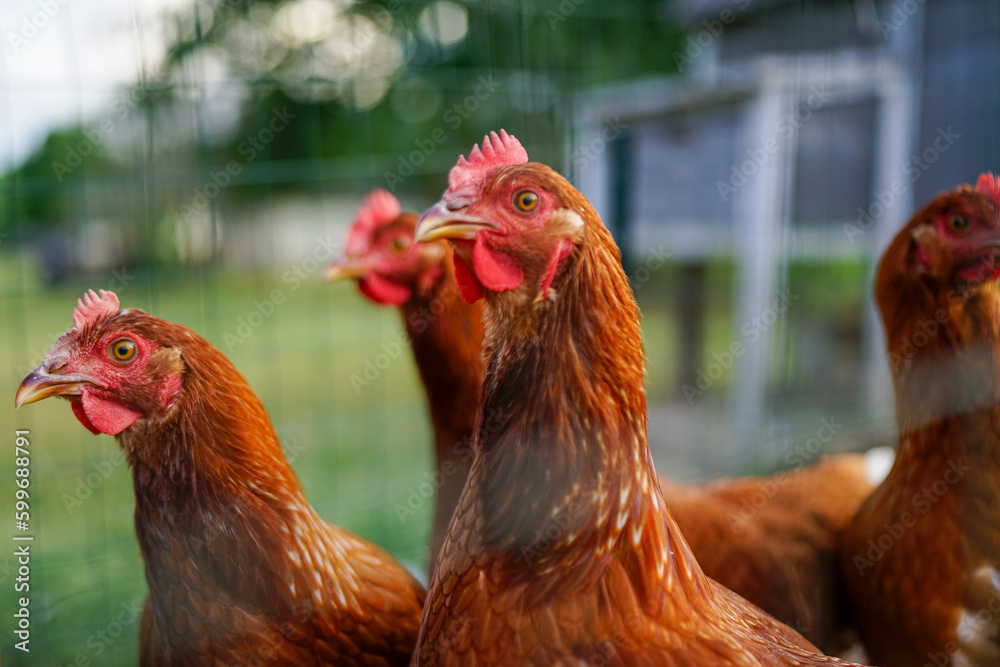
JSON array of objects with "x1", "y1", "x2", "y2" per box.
[{"x1": 45, "y1": 357, "x2": 68, "y2": 374}]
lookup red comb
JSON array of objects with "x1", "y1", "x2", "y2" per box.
[
  {"x1": 345, "y1": 189, "x2": 401, "y2": 255},
  {"x1": 976, "y1": 172, "x2": 1000, "y2": 209},
  {"x1": 72, "y1": 289, "x2": 120, "y2": 331},
  {"x1": 444, "y1": 130, "x2": 528, "y2": 204}
]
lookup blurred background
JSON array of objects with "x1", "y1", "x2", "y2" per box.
[{"x1": 1, "y1": 0, "x2": 998, "y2": 663}]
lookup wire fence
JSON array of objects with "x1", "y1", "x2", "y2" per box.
[{"x1": 1, "y1": 0, "x2": 998, "y2": 663}]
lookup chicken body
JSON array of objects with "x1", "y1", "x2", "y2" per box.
[
  {"x1": 327, "y1": 190, "x2": 485, "y2": 572},
  {"x1": 839, "y1": 177, "x2": 1000, "y2": 666},
  {"x1": 409, "y1": 130, "x2": 869, "y2": 666},
  {"x1": 328, "y1": 195, "x2": 875, "y2": 650},
  {"x1": 662, "y1": 454, "x2": 876, "y2": 650},
  {"x1": 16, "y1": 291, "x2": 425, "y2": 666}
]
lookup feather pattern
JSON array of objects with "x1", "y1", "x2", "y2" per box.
[
  {"x1": 25, "y1": 300, "x2": 425, "y2": 666},
  {"x1": 840, "y1": 180, "x2": 1000, "y2": 667},
  {"x1": 413, "y1": 157, "x2": 867, "y2": 666}
]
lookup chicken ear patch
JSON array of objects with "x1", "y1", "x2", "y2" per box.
[
  {"x1": 540, "y1": 240, "x2": 575, "y2": 299},
  {"x1": 471, "y1": 236, "x2": 524, "y2": 293},
  {"x1": 79, "y1": 390, "x2": 142, "y2": 435}
]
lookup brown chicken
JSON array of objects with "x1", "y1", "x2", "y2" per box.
[
  {"x1": 15, "y1": 290, "x2": 425, "y2": 666},
  {"x1": 325, "y1": 193, "x2": 878, "y2": 650},
  {"x1": 326, "y1": 189, "x2": 485, "y2": 572},
  {"x1": 839, "y1": 174, "x2": 1000, "y2": 666},
  {"x1": 407, "y1": 129, "x2": 870, "y2": 665}
]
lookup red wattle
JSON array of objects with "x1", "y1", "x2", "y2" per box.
[
  {"x1": 452, "y1": 254, "x2": 484, "y2": 303},
  {"x1": 70, "y1": 398, "x2": 101, "y2": 435},
  {"x1": 80, "y1": 390, "x2": 142, "y2": 436},
  {"x1": 358, "y1": 275, "x2": 412, "y2": 306},
  {"x1": 471, "y1": 236, "x2": 524, "y2": 292}
]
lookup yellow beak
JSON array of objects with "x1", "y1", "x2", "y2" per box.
[
  {"x1": 15, "y1": 366, "x2": 91, "y2": 409},
  {"x1": 325, "y1": 257, "x2": 371, "y2": 283},
  {"x1": 414, "y1": 202, "x2": 494, "y2": 243}
]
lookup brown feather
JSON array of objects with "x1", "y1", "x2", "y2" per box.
[
  {"x1": 46, "y1": 310, "x2": 425, "y2": 666},
  {"x1": 385, "y1": 201, "x2": 874, "y2": 651},
  {"x1": 839, "y1": 183, "x2": 1000, "y2": 666},
  {"x1": 662, "y1": 455, "x2": 875, "y2": 651},
  {"x1": 413, "y1": 162, "x2": 868, "y2": 666}
]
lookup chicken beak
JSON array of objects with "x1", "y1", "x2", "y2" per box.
[
  {"x1": 414, "y1": 202, "x2": 493, "y2": 243},
  {"x1": 325, "y1": 257, "x2": 371, "y2": 283},
  {"x1": 15, "y1": 366, "x2": 90, "y2": 409}
]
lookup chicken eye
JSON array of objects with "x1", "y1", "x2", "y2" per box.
[
  {"x1": 390, "y1": 237, "x2": 410, "y2": 253},
  {"x1": 514, "y1": 191, "x2": 539, "y2": 212},
  {"x1": 947, "y1": 215, "x2": 971, "y2": 234},
  {"x1": 109, "y1": 338, "x2": 136, "y2": 363}
]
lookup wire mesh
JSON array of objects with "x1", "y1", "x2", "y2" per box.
[{"x1": 0, "y1": 0, "x2": 998, "y2": 664}]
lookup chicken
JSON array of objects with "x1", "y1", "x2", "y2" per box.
[
  {"x1": 661, "y1": 454, "x2": 879, "y2": 651},
  {"x1": 15, "y1": 290, "x2": 425, "y2": 666},
  {"x1": 326, "y1": 189, "x2": 485, "y2": 573},
  {"x1": 838, "y1": 174, "x2": 1000, "y2": 667},
  {"x1": 324, "y1": 193, "x2": 878, "y2": 650},
  {"x1": 407, "y1": 129, "x2": 870, "y2": 665}
]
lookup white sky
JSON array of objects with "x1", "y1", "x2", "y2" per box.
[{"x1": 0, "y1": 0, "x2": 183, "y2": 172}]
